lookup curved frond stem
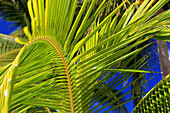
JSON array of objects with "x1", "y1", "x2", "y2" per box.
[{"x1": 30, "y1": 37, "x2": 75, "y2": 113}]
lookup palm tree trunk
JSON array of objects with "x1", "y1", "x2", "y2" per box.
[{"x1": 157, "y1": 40, "x2": 170, "y2": 77}]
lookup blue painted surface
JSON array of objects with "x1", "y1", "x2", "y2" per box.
[{"x1": 0, "y1": 19, "x2": 18, "y2": 35}]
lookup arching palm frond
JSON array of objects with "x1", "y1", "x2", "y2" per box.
[{"x1": 0, "y1": 0, "x2": 170, "y2": 112}]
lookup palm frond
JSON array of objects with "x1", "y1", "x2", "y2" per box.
[
  {"x1": 132, "y1": 74, "x2": 170, "y2": 113},
  {"x1": 0, "y1": 33, "x2": 22, "y2": 67},
  {"x1": 0, "y1": 0, "x2": 170, "y2": 112},
  {"x1": 152, "y1": 25, "x2": 170, "y2": 41}
]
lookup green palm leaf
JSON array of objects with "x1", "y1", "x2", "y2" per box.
[
  {"x1": 151, "y1": 25, "x2": 170, "y2": 41},
  {"x1": 0, "y1": 0, "x2": 170, "y2": 112},
  {"x1": 132, "y1": 74, "x2": 170, "y2": 113},
  {"x1": 0, "y1": 34, "x2": 22, "y2": 67}
]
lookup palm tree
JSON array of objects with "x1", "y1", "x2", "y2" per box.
[{"x1": 0, "y1": 0, "x2": 170, "y2": 112}]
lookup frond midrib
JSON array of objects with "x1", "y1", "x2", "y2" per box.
[{"x1": 30, "y1": 37, "x2": 74, "y2": 113}]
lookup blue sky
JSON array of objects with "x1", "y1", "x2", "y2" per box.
[{"x1": 0, "y1": 19, "x2": 17, "y2": 35}]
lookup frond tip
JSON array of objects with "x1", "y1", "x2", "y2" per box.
[{"x1": 15, "y1": 38, "x2": 29, "y2": 44}]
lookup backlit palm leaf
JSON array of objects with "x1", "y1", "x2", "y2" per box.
[{"x1": 0, "y1": 0, "x2": 170, "y2": 112}]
